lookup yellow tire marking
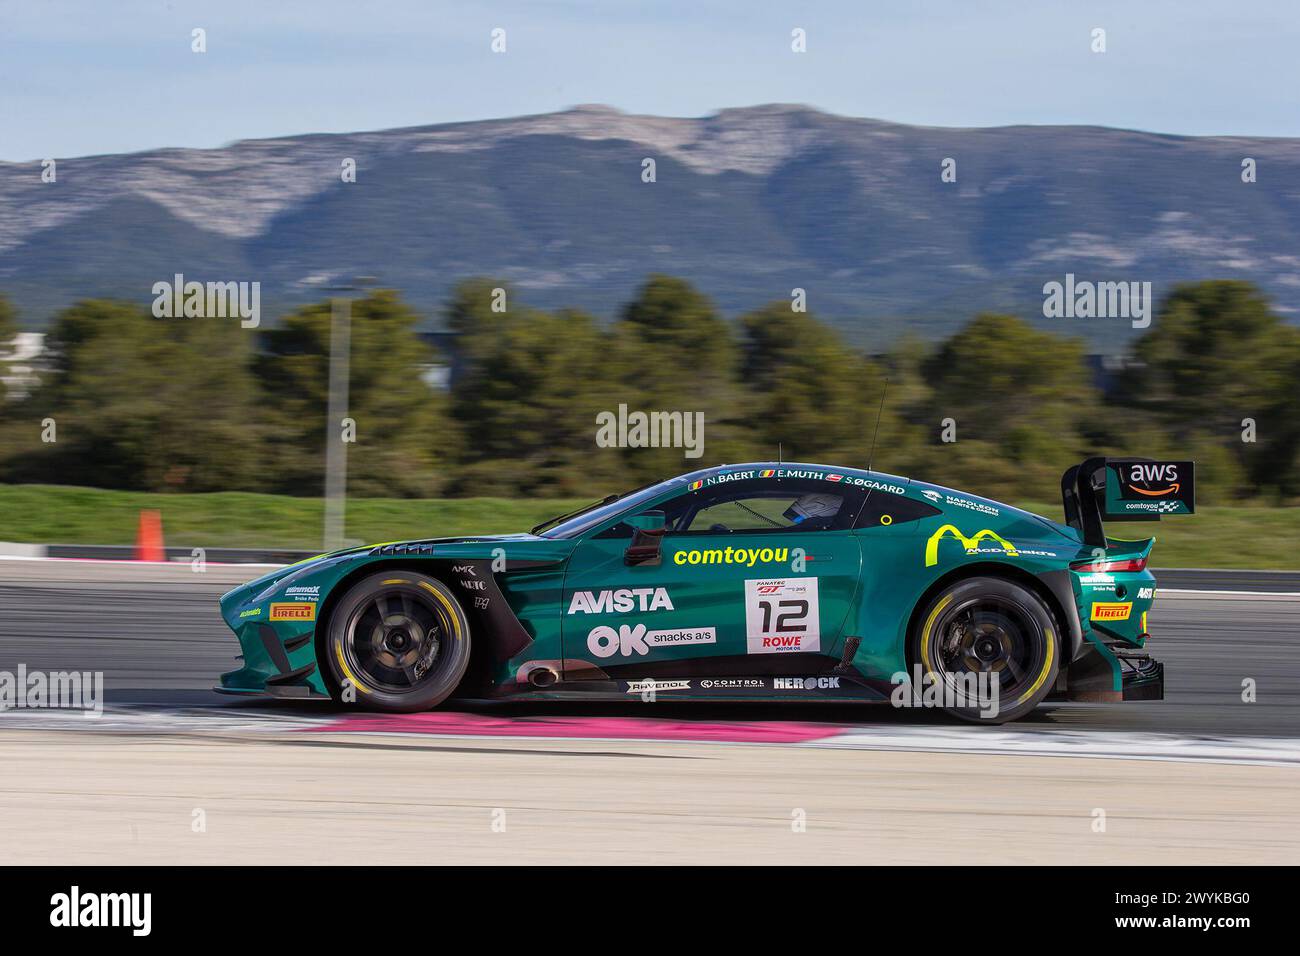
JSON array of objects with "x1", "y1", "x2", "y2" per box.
[
  {"x1": 922, "y1": 593, "x2": 1054, "y2": 709},
  {"x1": 920, "y1": 594, "x2": 954, "y2": 675},
  {"x1": 1015, "y1": 626, "x2": 1055, "y2": 705},
  {"x1": 382, "y1": 578, "x2": 411, "y2": 585},
  {"x1": 334, "y1": 641, "x2": 371, "y2": 695},
  {"x1": 418, "y1": 580, "x2": 463, "y2": 640}
]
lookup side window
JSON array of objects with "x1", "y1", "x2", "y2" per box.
[
  {"x1": 691, "y1": 495, "x2": 799, "y2": 531},
  {"x1": 854, "y1": 490, "x2": 942, "y2": 529}
]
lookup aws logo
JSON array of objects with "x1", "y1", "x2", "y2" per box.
[
  {"x1": 925, "y1": 525, "x2": 1019, "y2": 567},
  {"x1": 1127, "y1": 462, "x2": 1180, "y2": 497}
]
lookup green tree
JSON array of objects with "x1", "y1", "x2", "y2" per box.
[
  {"x1": 17, "y1": 299, "x2": 263, "y2": 491},
  {"x1": 922, "y1": 313, "x2": 1099, "y2": 499},
  {"x1": 0, "y1": 295, "x2": 16, "y2": 406},
  {"x1": 1119, "y1": 281, "x2": 1300, "y2": 496},
  {"x1": 451, "y1": 308, "x2": 634, "y2": 495},
  {"x1": 738, "y1": 303, "x2": 894, "y2": 465},
  {"x1": 258, "y1": 290, "x2": 449, "y2": 497},
  {"x1": 612, "y1": 275, "x2": 747, "y2": 480}
]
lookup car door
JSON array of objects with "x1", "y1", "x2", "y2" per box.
[{"x1": 561, "y1": 474, "x2": 865, "y2": 681}]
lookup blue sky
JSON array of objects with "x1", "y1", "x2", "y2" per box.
[{"x1": 3, "y1": 0, "x2": 1297, "y2": 160}]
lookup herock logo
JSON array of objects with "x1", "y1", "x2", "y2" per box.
[
  {"x1": 1042, "y1": 273, "x2": 1153, "y2": 329},
  {"x1": 595, "y1": 404, "x2": 704, "y2": 459},
  {"x1": 151, "y1": 273, "x2": 261, "y2": 328},
  {"x1": 50, "y1": 886, "x2": 151, "y2": 936}
]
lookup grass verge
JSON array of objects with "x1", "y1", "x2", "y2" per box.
[{"x1": 0, "y1": 485, "x2": 1292, "y2": 569}]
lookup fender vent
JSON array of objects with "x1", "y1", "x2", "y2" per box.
[{"x1": 371, "y1": 542, "x2": 436, "y2": 556}]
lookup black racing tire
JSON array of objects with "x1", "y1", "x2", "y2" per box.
[
  {"x1": 910, "y1": 576, "x2": 1060, "y2": 724},
  {"x1": 321, "y1": 571, "x2": 471, "y2": 712}
]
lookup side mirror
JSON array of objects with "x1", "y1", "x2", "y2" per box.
[
  {"x1": 624, "y1": 511, "x2": 667, "y2": 566},
  {"x1": 626, "y1": 512, "x2": 666, "y2": 533}
]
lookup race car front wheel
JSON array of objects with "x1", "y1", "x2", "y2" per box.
[
  {"x1": 321, "y1": 571, "x2": 472, "y2": 712},
  {"x1": 912, "y1": 576, "x2": 1060, "y2": 724}
]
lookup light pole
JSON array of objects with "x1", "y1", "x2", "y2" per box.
[{"x1": 322, "y1": 277, "x2": 377, "y2": 552}]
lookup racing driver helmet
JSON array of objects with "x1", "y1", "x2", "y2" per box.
[{"x1": 783, "y1": 492, "x2": 842, "y2": 528}]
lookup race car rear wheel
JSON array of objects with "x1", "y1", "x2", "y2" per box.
[
  {"x1": 322, "y1": 571, "x2": 471, "y2": 712},
  {"x1": 911, "y1": 576, "x2": 1059, "y2": 724}
]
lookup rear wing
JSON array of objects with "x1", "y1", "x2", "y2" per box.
[{"x1": 1061, "y1": 457, "x2": 1195, "y2": 548}]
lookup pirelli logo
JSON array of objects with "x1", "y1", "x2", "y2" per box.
[
  {"x1": 1090, "y1": 602, "x2": 1132, "y2": 622},
  {"x1": 269, "y1": 602, "x2": 317, "y2": 622}
]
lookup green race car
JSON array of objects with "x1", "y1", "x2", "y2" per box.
[{"x1": 217, "y1": 456, "x2": 1192, "y2": 723}]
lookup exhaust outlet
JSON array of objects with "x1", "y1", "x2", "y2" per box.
[{"x1": 527, "y1": 665, "x2": 559, "y2": 688}]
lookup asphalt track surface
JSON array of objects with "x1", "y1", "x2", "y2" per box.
[
  {"x1": 1, "y1": 560, "x2": 1297, "y2": 864},
  {"x1": 0, "y1": 559, "x2": 1297, "y2": 737}
]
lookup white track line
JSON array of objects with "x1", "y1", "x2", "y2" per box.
[
  {"x1": 812, "y1": 727, "x2": 1300, "y2": 767},
  {"x1": 3, "y1": 706, "x2": 1298, "y2": 767},
  {"x1": 1160, "y1": 588, "x2": 1300, "y2": 597}
]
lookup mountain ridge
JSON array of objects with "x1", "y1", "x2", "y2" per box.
[{"x1": 3, "y1": 104, "x2": 1298, "y2": 346}]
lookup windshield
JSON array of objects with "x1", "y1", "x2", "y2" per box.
[{"x1": 537, "y1": 475, "x2": 689, "y2": 538}]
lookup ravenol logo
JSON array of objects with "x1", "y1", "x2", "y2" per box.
[{"x1": 925, "y1": 525, "x2": 1019, "y2": 567}]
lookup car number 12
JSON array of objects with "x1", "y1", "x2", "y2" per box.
[{"x1": 745, "y1": 577, "x2": 821, "y2": 654}]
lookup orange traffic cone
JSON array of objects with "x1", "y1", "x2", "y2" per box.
[{"x1": 136, "y1": 509, "x2": 165, "y2": 562}]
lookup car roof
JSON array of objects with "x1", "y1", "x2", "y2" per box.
[{"x1": 678, "y1": 461, "x2": 912, "y2": 485}]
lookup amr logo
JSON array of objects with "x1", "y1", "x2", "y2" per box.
[{"x1": 925, "y1": 525, "x2": 1019, "y2": 567}]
